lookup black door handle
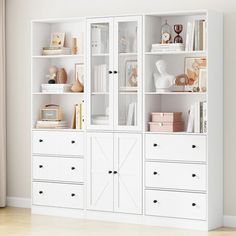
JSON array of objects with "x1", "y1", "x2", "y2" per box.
[
  {"x1": 39, "y1": 191, "x2": 43, "y2": 194},
  {"x1": 192, "y1": 145, "x2": 196, "y2": 148},
  {"x1": 71, "y1": 193, "x2": 75, "y2": 197},
  {"x1": 71, "y1": 140, "x2": 75, "y2": 144},
  {"x1": 108, "y1": 71, "x2": 113, "y2": 74},
  {"x1": 153, "y1": 171, "x2": 158, "y2": 175},
  {"x1": 192, "y1": 203, "x2": 196, "y2": 207},
  {"x1": 39, "y1": 139, "x2": 43, "y2": 143},
  {"x1": 113, "y1": 171, "x2": 118, "y2": 174},
  {"x1": 192, "y1": 174, "x2": 196, "y2": 177},
  {"x1": 113, "y1": 71, "x2": 118, "y2": 74},
  {"x1": 153, "y1": 143, "x2": 158, "y2": 147},
  {"x1": 71, "y1": 167, "x2": 76, "y2": 170},
  {"x1": 39, "y1": 165, "x2": 43, "y2": 168},
  {"x1": 108, "y1": 170, "x2": 112, "y2": 174},
  {"x1": 153, "y1": 200, "x2": 158, "y2": 203}
]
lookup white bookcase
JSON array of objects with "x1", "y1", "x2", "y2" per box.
[{"x1": 31, "y1": 10, "x2": 223, "y2": 231}]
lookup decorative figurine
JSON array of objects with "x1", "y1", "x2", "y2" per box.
[
  {"x1": 161, "y1": 20, "x2": 172, "y2": 44},
  {"x1": 153, "y1": 60, "x2": 175, "y2": 92},
  {"x1": 174, "y1": 24, "x2": 183, "y2": 43},
  {"x1": 56, "y1": 68, "x2": 67, "y2": 84},
  {"x1": 46, "y1": 66, "x2": 58, "y2": 84}
]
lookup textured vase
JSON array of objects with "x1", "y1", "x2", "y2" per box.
[
  {"x1": 57, "y1": 68, "x2": 67, "y2": 84},
  {"x1": 71, "y1": 79, "x2": 84, "y2": 92}
]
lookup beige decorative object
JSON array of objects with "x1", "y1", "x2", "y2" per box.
[
  {"x1": 71, "y1": 72, "x2": 84, "y2": 92},
  {"x1": 56, "y1": 68, "x2": 67, "y2": 84},
  {"x1": 71, "y1": 37, "x2": 78, "y2": 55}
]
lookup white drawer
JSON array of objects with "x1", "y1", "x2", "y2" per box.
[
  {"x1": 145, "y1": 134, "x2": 206, "y2": 162},
  {"x1": 33, "y1": 131, "x2": 84, "y2": 156},
  {"x1": 145, "y1": 162, "x2": 206, "y2": 191},
  {"x1": 33, "y1": 182, "x2": 84, "y2": 209},
  {"x1": 145, "y1": 190, "x2": 206, "y2": 220},
  {"x1": 33, "y1": 156, "x2": 84, "y2": 183}
]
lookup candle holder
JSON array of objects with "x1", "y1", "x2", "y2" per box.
[{"x1": 174, "y1": 24, "x2": 183, "y2": 44}]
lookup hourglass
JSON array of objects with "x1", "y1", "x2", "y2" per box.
[{"x1": 174, "y1": 24, "x2": 183, "y2": 44}]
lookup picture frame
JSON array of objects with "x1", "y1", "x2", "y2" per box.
[
  {"x1": 75, "y1": 63, "x2": 84, "y2": 84},
  {"x1": 199, "y1": 68, "x2": 207, "y2": 92},
  {"x1": 184, "y1": 57, "x2": 207, "y2": 92},
  {"x1": 50, "y1": 32, "x2": 65, "y2": 48},
  {"x1": 125, "y1": 60, "x2": 138, "y2": 88}
]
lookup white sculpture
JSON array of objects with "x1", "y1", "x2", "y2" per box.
[{"x1": 153, "y1": 60, "x2": 175, "y2": 92}]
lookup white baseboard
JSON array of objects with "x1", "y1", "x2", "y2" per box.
[
  {"x1": 6, "y1": 197, "x2": 31, "y2": 209},
  {"x1": 224, "y1": 215, "x2": 236, "y2": 228}
]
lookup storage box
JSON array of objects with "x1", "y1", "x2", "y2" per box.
[
  {"x1": 149, "y1": 122, "x2": 184, "y2": 132},
  {"x1": 151, "y1": 112, "x2": 182, "y2": 123}
]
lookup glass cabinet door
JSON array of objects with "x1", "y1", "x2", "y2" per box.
[
  {"x1": 114, "y1": 16, "x2": 142, "y2": 131},
  {"x1": 87, "y1": 18, "x2": 114, "y2": 130}
]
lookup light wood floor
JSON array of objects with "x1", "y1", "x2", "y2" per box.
[{"x1": 0, "y1": 207, "x2": 235, "y2": 236}]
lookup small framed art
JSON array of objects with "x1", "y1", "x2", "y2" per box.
[
  {"x1": 50, "y1": 32, "x2": 65, "y2": 48},
  {"x1": 125, "y1": 60, "x2": 138, "y2": 87}
]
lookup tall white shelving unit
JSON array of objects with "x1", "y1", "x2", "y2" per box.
[{"x1": 31, "y1": 10, "x2": 223, "y2": 231}]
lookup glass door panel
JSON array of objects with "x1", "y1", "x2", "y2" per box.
[
  {"x1": 114, "y1": 16, "x2": 142, "y2": 130},
  {"x1": 87, "y1": 19, "x2": 114, "y2": 129}
]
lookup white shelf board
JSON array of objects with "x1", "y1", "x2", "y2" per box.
[
  {"x1": 91, "y1": 53, "x2": 109, "y2": 57},
  {"x1": 32, "y1": 54, "x2": 84, "y2": 59},
  {"x1": 145, "y1": 131, "x2": 207, "y2": 136},
  {"x1": 145, "y1": 51, "x2": 206, "y2": 56},
  {"x1": 33, "y1": 92, "x2": 84, "y2": 95},
  {"x1": 145, "y1": 92, "x2": 207, "y2": 95},
  {"x1": 91, "y1": 92, "x2": 109, "y2": 95},
  {"x1": 119, "y1": 92, "x2": 138, "y2": 95},
  {"x1": 32, "y1": 128, "x2": 85, "y2": 132},
  {"x1": 119, "y1": 52, "x2": 137, "y2": 56}
]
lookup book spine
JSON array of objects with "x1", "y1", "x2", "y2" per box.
[
  {"x1": 200, "y1": 101, "x2": 203, "y2": 133},
  {"x1": 81, "y1": 100, "x2": 85, "y2": 130},
  {"x1": 203, "y1": 101, "x2": 207, "y2": 133}
]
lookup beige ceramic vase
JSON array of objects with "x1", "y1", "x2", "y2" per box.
[
  {"x1": 57, "y1": 68, "x2": 67, "y2": 84},
  {"x1": 71, "y1": 74, "x2": 84, "y2": 92}
]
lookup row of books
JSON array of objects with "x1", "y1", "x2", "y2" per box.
[
  {"x1": 71, "y1": 101, "x2": 85, "y2": 130},
  {"x1": 186, "y1": 19, "x2": 206, "y2": 51},
  {"x1": 187, "y1": 101, "x2": 207, "y2": 133},
  {"x1": 93, "y1": 64, "x2": 107, "y2": 92}
]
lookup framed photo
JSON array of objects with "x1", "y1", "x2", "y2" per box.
[
  {"x1": 125, "y1": 60, "x2": 138, "y2": 88},
  {"x1": 75, "y1": 63, "x2": 84, "y2": 84},
  {"x1": 184, "y1": 57, "x2": 207, "y2": 92},
  {"x1": 199, "y1": 68, "x2": 207, "y2": 92},
  {"x1": 50, "y1": 32, "x2": 65, "y2": 47}
]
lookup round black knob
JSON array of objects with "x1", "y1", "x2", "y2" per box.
[
  {"x1": 192, "y1": 145, "x2": 196, "y2": 148},
  {"x1": 153, "y1": 171, "x2": 158, "y2": 175},
  {"x1": 71, "y1": 167, "x2": 76, "y2": 170},
  {"x1": 39, "y1": 165, "x2": 43, "y2": 168},
  {"x1": 108, "y1": 170, "x2": 112, "y2": 174},
  {"x1": 192, "y1": 174, "x2": 196, "y2": 177},
  {"x1": 113, "y1": 71, "x2": 118, "y2": 74},
  {"x1": 71, "y1": 140, "x2": 75, "y2": 144},
  {"x1": 108, "y1": 71, "x2": 113, "y2": 74},
  {"x1": 153, "y1": 200, "x2": 158, "y2": 203},
  {"x1": 192, "y1": 203, "x2": 196, "y2": 207},
  {"x1": 153, "y1": 143, "x2": 158, "y2": 147},
  {"x1": 113, "y1": 171, "x2": 118, "y2": 174},
  {"x1": 39, "y1": 139, "x2": 43, "y2": 143},
  {"x1": 71, "y1": 193, "x2": 75, "y2": 197},
  {"x1": 39, "y1": 191, "x2": 43, "y2": 194}
]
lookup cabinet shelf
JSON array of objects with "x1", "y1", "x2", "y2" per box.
[
  {"x1": 33, "y1": 92, "x2": 85, "y2": 95},
  {"x1": 145, "y1": 51, "x2": 206, "y2": 56},
  {"x1": 145, "y1": 131, "x2": 207, "y2": 136},
  {"x1": 119, "y1": 52, "x2": 137, "y2": 57},
  {"x1": 32, "y1": 54, "x2": 84, "y2": 59},
  {"x1": 91, "y1": 92, "x2": 109, "y2": 95},
  {"x1": 32, "y1": 128, "x2": 85, "y2": 132},
  {"x1": 91, "y1": 53, "x2": 109, "y2": 57},
  {"x1": 145, "y1": 92, "x2": 207, "y2": 95}
]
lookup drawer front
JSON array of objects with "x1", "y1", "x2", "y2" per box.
[
  {"x1": 145, "y1": 162, "x2": 206, "y2": 191},
  {"x1": 145, "y1": 190, "x2": 206, "y2": 220},
  {"x1": 33, "y1": 156, "x2": 84, "y2": 183},
  {"x1": 33, "y1": 131, "x2": 84, "y2": 156},
  {"x1": 145, "y1": 134, "x2": 206, "y2": 162},
  {"x1": 33, "y1": 182, "x2": 84, "y2": 209}
]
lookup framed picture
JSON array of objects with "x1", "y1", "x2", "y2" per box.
[
  {"x1": 199, "y1": 68, "x2": 207, "y2": 92},
  {"x1": 50, "y1": 32, "x2": 65, "y2": 47},
  {"x1": 75, "y1": 63, "x2": 84, "y2": 84},
  {"x1": 125, "y1": 60, "x2": 138, "y2": 88},
  {"x1": 184, "y1": 57, "x2": 207, "y2": 92}
]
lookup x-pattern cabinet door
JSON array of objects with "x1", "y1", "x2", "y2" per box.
[
  {"x1": 87, "y1": 132, "x2": 114, "y2": 211},
  {"x1": 114, "y1": 133, "x2": 142, "y2": 214}
]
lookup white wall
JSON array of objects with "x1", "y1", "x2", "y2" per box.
[{"x1": 5, "y1": 0, "x2": 236, "y2": 216}]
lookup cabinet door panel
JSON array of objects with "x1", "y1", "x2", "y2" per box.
[
  {"x1": 87, "y1": 132, "x2": 113, "y2": 211},
  {"x1": 114, "y1": 133, "x2": 142, "y2": 214}
]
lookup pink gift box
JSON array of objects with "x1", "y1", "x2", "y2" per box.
[
  {"x1": 151, "y1": 112, "x2": 182, "y2": 123},
  {"x1": 149, "y1": 121, "x2": 184, "y2": 132}
]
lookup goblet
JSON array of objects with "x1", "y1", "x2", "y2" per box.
[{"x1": 174, "y1": 24, "x2": 183, "y2": 43}]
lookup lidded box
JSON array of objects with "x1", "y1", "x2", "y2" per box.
[
  {"x1": 151, "y1": 112, "x2": 182, "y2": 122},
  {"x1": 149, "y1": 121, "x2": 184, "y2": 132}
]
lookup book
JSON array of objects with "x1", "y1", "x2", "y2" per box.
[
  {"x1": 203, "y1": 101, "x2": 207, "y2": 133},
  {"x1": 36, "y1": 120, "x2": 67, "y2": 129},
  {"x1": 194, "y1": 101, "x2": 200, "y2": 133},
  {"x1": 75, "y1": 104, "x2": 81, "y2": 129},
  {"x1": 187, "y1": 105, "x2": 194, "y2": 133},
  {"x1": 126, "y1": 103, "x2": 135, "y2": 126}
]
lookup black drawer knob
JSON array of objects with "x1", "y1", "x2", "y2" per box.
[
  {"x1": 153, "y1": 200, "x2": 158, "y2": 203},
  {"x1": 153, "y1": 171, "x2": 158, "y2": 175},
  {"x1": 108, "y1": 71, "x2": 113, "y2": 74},
  {"x1": 153, "y1": 143, "x2": 158, "y2": 147},
  {"x1": 39, "y1": 139, "x2": 43, "y2": 143},
  {"x1": 71, "y1": 167, "x2": 76, "y2": 170},
  {"x1": 192, "y1": 174, "x2": 196, "y2": 177},
  {"x1": 192, "y1": 203, "x2": 196, "y2": 207},
  {"x1": 108, "y1": 170, "x2": 112, "y2": 174},
  {"x1": 39, "y1": 191, "x2": 43, "y2": 194},
  {"x1": 71, "y1": 193, "x2": 75, "y2": 197},
  {"x1": 39, "y1": 165, "x2": 43, "y2": 168},
  {"x1": 71, "y1": 140, "x2": 75, "y2": 144},
  {"x1": 113, "y1": 171, "x2": 118, "y2": 174},
  {"x1": 192, "y1": 145, "x2": 196, "y2": 148},
  {"x1": 113, "y1": 71, "x2": 118, "y2": 74}
]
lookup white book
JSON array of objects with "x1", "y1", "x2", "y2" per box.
[
  {"x1": 203, "y1": 101, "x2": 207, "y2": 133},
  {"x1": 94, "y1": 65, "x2": 97, "y2": 92},
  {"x1": 203, "y1": 20, "x2": 206, "y2": 51},
  {"x1": 194, "y1": 102, "x2": 200, "y2": 133},
  {"x1": 190, "y1": 21, "x2": 195, "y2": 51},
  {"x1": 185, "y1": 22, "x2": 192, "y2": 51},
  {"x1": 187, "y1": 105, "x2": 194, "y2": 133},
  {"x1": 133, "y1": 102, "x2": 137, "y2": 126},
  {"x1": 126, "y1": 103, "x2": 134, "y2": 126},
  {"x1": 81, "y1": 100, "x2": 85, "y2": 130}
]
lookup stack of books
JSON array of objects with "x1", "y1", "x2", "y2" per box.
[
  {"x1": 187, "y1": 101, "x2": 207, "y2": 133},
  {"x1": 42, "y1": 47, "x2": 70, "y2": 56},
  {"x1": 36, "y1": 121, "x2": 67, "y2": 129},
  {"x1": 93, "y1": 64, "x2": 107, "y2": 92},
  {"x1": 151, "y1": 43, "x2": 184, "y2": 52},
  {"x1": 41, "y1": 84, "x2": 72, "y2": 93},
  {"x1": 185, "y1": 19, "x2": 206, "y2": 51},
  {"x1": 71, "y1": 101, "x2": 85, "y2": 129}
]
